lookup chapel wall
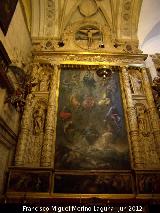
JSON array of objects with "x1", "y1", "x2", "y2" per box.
[{"x1": 0, "y1": 1, "x2": 32, "y2": 195}]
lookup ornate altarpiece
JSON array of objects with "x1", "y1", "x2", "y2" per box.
[{"x1": 5, "y1": 51, "x2": 160, "y2": 209}]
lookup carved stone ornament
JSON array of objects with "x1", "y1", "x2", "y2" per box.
[
  {"x1": 120, "y1": 0, "x2": 132, "y2": 37},
  {"x1": 135, "y1": 103, "x2": 150, "y2": 137},
  {"x1": 152, "y1": 76, "x2": 160, "y2": 117},
  {"x1": 31, "y1": 63, "x2": 52, "y2": 92},
  {"x1": 79, "y1": 0, "x2": 98, "y2": 17},
  {"x1": 15, "y1": 95, "x2": 48, "y2": 167},
  {"x1": 46, "y1": 0, "x2": 55, "y2": 36},
  {"x1": 75, "y1": 25, "x2": 102, "y2": 50},
  {"x1": 128, "y1": 68, "x2": 144, "y2": 95},
  {"x1": 122, "y1": 66, "x2": 160, "y2": 169},
  {"x1": 32, "y1": 104, "x2": 46, "y2": 136},
  {"x1": 33, "y1": 53, "x2": 147, "y2": 67},
  {"x1": 135, "y1": 104, "x2": 160, "y2": 167},
  {"x1": 32, "y1": 20, "x2": 115, "y2": 52}
]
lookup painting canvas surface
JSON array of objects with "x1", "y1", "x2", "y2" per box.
[
  {"x1": 0, "y1": 0, "x2": 18, "y2": 35},
  {"x1": 55, "y1": 69, "x2": 130, "y2": 170},
  {"x1": 8, "y1": 171, "x2": 51, "y2": 192},
  {"x1": 54, "y1": 173, "x2": 133, "y2": 194}
]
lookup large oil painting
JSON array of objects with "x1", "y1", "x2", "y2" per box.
[
  {"x1": 55, "y1": 69, "x2": 130, "y2": 170},
  {"x1": 0, "y1": 0, "x2": 18, "y2": 35}
]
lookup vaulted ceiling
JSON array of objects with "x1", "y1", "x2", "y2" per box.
[
  {"x1": 22, "y1": 0, "x2": 142, "y2": 41},
  {"x1": 21, "y1": 0, "x2": 160, "y2": 54}
]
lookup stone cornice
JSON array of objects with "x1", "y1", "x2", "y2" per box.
[{"x1": 32, "y1": 51, "x2": 148, "y2": 66}]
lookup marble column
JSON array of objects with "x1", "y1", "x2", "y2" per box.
[
  {"x1": 141, "y1": 67, "x2": 160, "y2": 158},
  {"x1": 15, "y1": 94, "x2": 32, "y2": 166},
  {"x1": 121, "y1": 66, "x2": 143, "y2": 168},
  {"x1": 41, "y1": 64, "x2": 60, "y2": 167}
]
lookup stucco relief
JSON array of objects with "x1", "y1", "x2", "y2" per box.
[
  {"x1": 45, "y1": 0, "x2": 55, "y2": 36},
  {"x1": 120, "y1": 0, "x2": 132, "y2": 38},
  {"x1": 41, "y1": 65, "x2": 60, "y2": 167},
  {"x1": 128, "y1": 68, "x2": 144, "y2": 95},
  {"x1": 21, "y1": 98, "x2": 48, "y2": 167},
  {"x1": 64, "y1": 22, "x2": 111, "y2": 51},
  {"x1": 15, "y1": 63, "x2": 52, "y2": 167},
  {"x1": 136, "y1": 104, "x2": 150, "y2": 137},
  {"x1": 135, "y1": 103, "x2": 160, "y2": 168},
  {"x1": 79, "y1": 0, "x2": 98, "y2": 17},
  {"x1": 32, "y1": 104, "x2": 46, "y2": 136},
  {"x1": 31, "y1": 63, "x2": 52, "y2": 92},
  {"x1": 75, "y1": 25, "x2": 102, "y2": 50},
  {"x1": 122, "y1": 66, "x2": 160, "y2": 169},
  {"x1": 32, "y1": 21, "x2": 113, "y2": 52},
  {"x1": 33, "y1": 54, "x2": 146, "y2": 67}
]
